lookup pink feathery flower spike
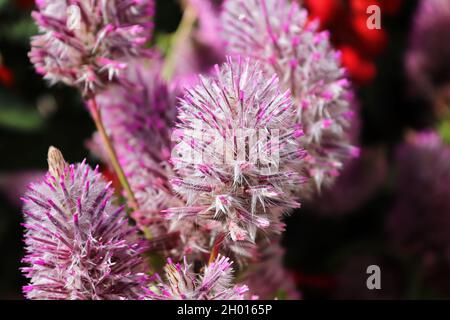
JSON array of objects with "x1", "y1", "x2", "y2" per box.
[
  {"x1": 167, "y1": 56, "x2": 308, "y2": 243},
  {"x1": 21, "y1": 147, "x2": 148, "y2": 300},
  {"x1": 147, "y1": 255, "x2": 254, "y2": 300},
  {"x1": 29, "y1": 0, "x2": 155, "y2": 96},
  {"x1": 221, "y1": 0, "x2": 359, "y2": 194}
]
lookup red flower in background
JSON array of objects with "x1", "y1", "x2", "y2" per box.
[
  {"x1": 304, "y1": 0, "x2": 403, "y2": 85},
  {"x1": 16, "y1": 0, "x2": 35, "y2": 11},
  {"x1": 0, "y1": 65, "x2": 14, "y2": 88}
]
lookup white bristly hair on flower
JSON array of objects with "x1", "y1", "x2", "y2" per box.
[
  {"x1": 221, "y1": 0, "x2": 359, "y2": 194},
  {"x1": 29, "y1": 0, "x2": 155, "y2": 96},
  {"x1": 166, "y1": 56, "x2": 308, "y2": 244},
  {"x1": 21, "y1": 147, "x2": 149, "y2": 300},
  {"x1": 146, "y1": 255, "x2": 254, "y2": 300}
]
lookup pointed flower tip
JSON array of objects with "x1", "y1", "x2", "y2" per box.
[{"x1": 47, "y1": 146, "x2": 68, "y2": 179}]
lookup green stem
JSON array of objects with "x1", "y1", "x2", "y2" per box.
[
  {"x1": 162, "y1": 4, "x2": 197, "y2": 81},
  {"x1": 88, "y1": 98, "x2": 139, "y2": 212}
]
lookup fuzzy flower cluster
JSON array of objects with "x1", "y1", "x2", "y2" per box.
[
  {"x1": 147, "y1": 255, "x2": 252, "y2": 300},
  {"x1": 167, "y1": 57, "x2": 307, "y2": 244},
  {"x1": 29, "y1": 0, "x2": 155, "y2": 95},
  {"x1": 21, "y1": 147, "x2": 148, "y2": 300},
  {"x1": 406, "y1": 0, "x2": 450, "y2": 106},
  {"x1": 387, "y1": 131, "x2": 450, "y2": 264},
  {"x1": 221, "y1": 0, "x2": 358, "y2": 193},
  {"x1": 96, "y1": 58, "x2": 212, "y2": 258},
  {"x1": 19, "y1": 0, "x2": 369, "y2": 300}
]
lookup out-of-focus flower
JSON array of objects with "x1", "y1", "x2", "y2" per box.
[
  {"x1": 97, "y1": 58, "x2": 177, "y2": 214},
  {"x1": 303, "y1": 0, "x2": 344, "y2": 28},
  {"x1": 147, "y1": 255, "x2": 253, "y2": 300},
  {"x1": 338, "y1": 45, "x2": 376, "y2": 85},
  {"x1": 95, "y1": 58, "x2": 181, "y2": 244},
  {"x1": 167, "y1": 57, "x2": 307, "y2": 244},
  {"x1": 171, "y1": 0, "x2": 225, "y2": 87},
  {"x1": 307, "y1": 146, "x2": 387, "y2": 215},
  {"x1": 94, "y1": 58, "x2": 212, "y2": 259},
  {"x1": 304, "y1": 0, "x2": 403, "y2": 85},
  {"x1": 386, "y1": 131, "x2": 450, "y2": 264},
  {"x1": 0, "y1": 171, "x2": 45, "y2": 207},
  {"x1": 188, "y1": 0, "x2": 223, "y2": 50},
  {"x1": 222, "y1": 0, "x2": 358, "y2": 194},
  {"x1": 29, "y1": 0, "x2": 155, "y2": 96},
  {"x1": 0, "y1": 53, "x2": 14, "y2": 88},
  {"x1": 243, "y1": 239, "x2": 300, "y2": 299},
  {"x1": 0, "y1": 65, "x2": 14, "y2": 88},
  {"x1": 16, "y1": 0, "x2": 35, "y2": 11},
  {"x1": 21, "y1": 147, "x2": 148, "y2": 300},
  {"x1": 406, "y1": 0, "x2": 450, "y2": 109},
  {"x1": 348, "y1": 0, "x2": 403, "y2": 16}
]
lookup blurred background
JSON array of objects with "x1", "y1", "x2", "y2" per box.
[{"x1": 1, "y1": 0, "x2": 450, "y2": 299}]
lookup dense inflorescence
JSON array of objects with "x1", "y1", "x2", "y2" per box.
[
  {"x1": 29, "y1": 0, "x2": 155, "y2": 95},
  {"x1": 22, "y1": 147, "x2": 149, "y2": 300},
  {"x1": 147, "y1": 255, "x2": 252, "y2": 300},
  {"x1": 167, "y1": 57, "x2": 307, "y2": 245},
  {"x1": 221, "y1": 0, "x2": 358, "y2": 194}
]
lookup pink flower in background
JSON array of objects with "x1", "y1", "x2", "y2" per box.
[
  {"x1": 29, "y1": 0, "x2": 155, "y2": 95},
  {"x1": 97, "y1": 58, "x2": 178, "y2": 217},
  {"x1": 171, "y1": 0, "x2": 225, "y2": 87},
  {"x1": 147, "y1": 255, "x2": 252, "y2": 300},
  {"x1": 387, "y1": 131, "x2": 450, "y2": 264},
  {"x1": 221, "y1": 0, "x2": 358, "y2": 195},
  {"x1": 0, "y1": 171, "x2": 45, "y2": 207},
  {"x1": 94, "y1": 58, "x2": 213, "y2": 259},
  {"x1": 406, "y1": 0, "x2": 450, "y2": 108},
  {"x1": 22, "y1": 147, "x2": 148, "y2": 300},
  {"x1": 167, "y1": 57, "x2": 307, "y2": 244}
]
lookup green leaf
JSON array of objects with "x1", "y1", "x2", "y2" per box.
[
  {"x1": 438, "y1": 119, "x2": 450, "y2": 144},
  {"x1": 0, "y1": 17, "x2": 38, "y2": 44},
  {"x1": 0, "y1": 93, "x2": 45, "y2": 131},
  {"x1": 0, "y1": 0, "x2": 8, "y2": 10}
]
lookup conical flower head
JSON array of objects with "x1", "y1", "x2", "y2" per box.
[
  {"x1": 29, "y1": 0, "x2": 155, "y2": 95},
  {"x1": 147, "y1": 255, "x2": 251, "y2": 300},
  {"x1": 21, "y1": 147, "x2": 148, "y2": 300},
  {"x1": 168, "y1": 56, "x2": 307, "y2": 243},
  {"x1": 222, "y1": 0, "x2": 358, "y2": 193}
]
